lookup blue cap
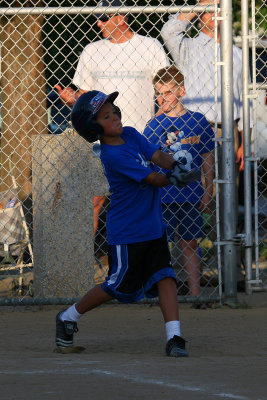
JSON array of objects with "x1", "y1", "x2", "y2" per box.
[{"x1": 71, "y1": 90, "x2": 119, "y2": 143}]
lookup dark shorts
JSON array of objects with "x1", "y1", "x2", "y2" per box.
[
  {"x1": 101, "y1": 234, "x2": 177, "y2": 303},
  {"x1": 162, "y1": 202, "x2": 203, "y2": 242}
]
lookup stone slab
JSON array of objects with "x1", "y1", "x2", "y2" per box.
[{"x1": 32, "y1": 133, "x2": 109, "y2": 298}]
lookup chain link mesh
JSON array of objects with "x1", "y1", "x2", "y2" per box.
[
  {"x1": 251, "y1": 0, "x2": 267, "y2": 291},
  {"x1": 0, "y1": 0, "x2": 266, "y2": 303}
]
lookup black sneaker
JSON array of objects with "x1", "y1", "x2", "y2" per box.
[
  {"x1": 166, "y1": 335, "x2": 188, "y2": 357},
  {"x1": 55, "y1": 310, "x2": 78, "y2": 348}
]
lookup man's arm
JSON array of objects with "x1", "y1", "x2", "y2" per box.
[
  {"x1": 177, "y1": 11, "x2": 198, "y2": 22},
  {"x1": 236, "y1": 130, "x2": 244, "y2": 171},
  {"x1": 236, "y1": 128, "x2": 252, "y2": 172},
  {"x1": 55, "y1": 85, "x2": 86, "y2": 107},
  {"x1": 161, "y1": 11, "x2": 195, "y2": 68}
]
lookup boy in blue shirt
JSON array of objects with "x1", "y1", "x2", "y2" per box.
[
  {"x1": 143, "y1": 66, "x2": 215, "y2": 297},
  {"x1": 55, "y1": 90, "x2": 199, "y2": 357}
]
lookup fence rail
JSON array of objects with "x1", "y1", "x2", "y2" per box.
[{"x1": 0, "y1": 5, "x2": 217, "y2": 15}]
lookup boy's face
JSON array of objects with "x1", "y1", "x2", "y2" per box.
[
  {"x1": 96, "y1": 102, "x2": 123, "y2": 137},
  {"x1": 155, "y1": 81, "x2": 185, "y2": 113}
]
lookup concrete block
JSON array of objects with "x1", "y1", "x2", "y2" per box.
[{"x1": 32, "y1": 133, "x2": 109, "y2": 299}]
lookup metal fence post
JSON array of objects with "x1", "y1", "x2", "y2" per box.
[
  {"x1": 220, "y1": 0, "x2": 237, "y2": 305},
  {"x1": 241, "y1": 0, "x2": 253, "y2": 294}
]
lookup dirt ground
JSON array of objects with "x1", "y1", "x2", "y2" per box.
[{"x1": 1, "y1": 292, "x2": 267, "y2": 400}]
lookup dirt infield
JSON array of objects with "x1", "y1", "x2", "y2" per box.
[{"x1": 1, "y1": 292, "x2": 267, "y2": 400}]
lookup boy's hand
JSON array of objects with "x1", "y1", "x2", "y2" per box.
[{"x1": 166, "y1": 160, "x2": 201, "y2": 187}]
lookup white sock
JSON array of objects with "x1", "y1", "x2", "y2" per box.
[
  {"x1": 165, "y1": 320, "x2": 181, "y2": 342},
  {"x1": 60, "y1": 304, "x2": 82, "y2": 323}
]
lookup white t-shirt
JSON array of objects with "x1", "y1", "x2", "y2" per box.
[{"x1": 73, "y1": 34, "x2": 169, "y2": 133}]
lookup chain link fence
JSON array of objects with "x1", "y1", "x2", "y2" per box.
[
  {"x1": 250, "y1": 0, "x2": 267, "y2": 292},
  {"x1": 0, "y1": 0, "x2": 266, "y2": 305}
]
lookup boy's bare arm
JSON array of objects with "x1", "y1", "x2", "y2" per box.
[
  {"x1": 143, "y1": 172, "x2": 170, "y2": 187},
  {"x1": 144, "y1": 150, "x2": 201, "y2": 187},
  {"x1": 151, "y1": 149, "x2": 174, "y2": 170},
  {"x1": 202, "y1": 151, "x2": 214, "y2": 195},
  {"x1": 143, "y1": 150, "x2": 175, "y2": 187},
  {"x1": 199, "y1": 151, "x2": 214, "y2": 211}
]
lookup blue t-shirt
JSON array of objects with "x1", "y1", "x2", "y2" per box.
[
  {"x1": 143, "y1": 110, "x2": 215, "y2": 203},
  {"x1": 100, "y1": 127, "x2": 166, "y2": 245}
]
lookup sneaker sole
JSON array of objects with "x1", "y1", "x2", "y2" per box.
[
  {"x1": 167, "y1": 348, "x2": 189, "y2": 357},
  {"x1": 53, "y1": 346, "x2": 86, "y2": 354}
]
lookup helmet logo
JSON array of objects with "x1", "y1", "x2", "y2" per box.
[{"x1": 90, "y1": 92, "x2": 107, "y2": 114}]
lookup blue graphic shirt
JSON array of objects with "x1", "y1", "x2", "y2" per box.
[
  {"x1": 100, "y1": 126, "x2": 166, "y2": 245},
  {"x1": 143, "y1": 110, "x2": 215, "y2": 203}
]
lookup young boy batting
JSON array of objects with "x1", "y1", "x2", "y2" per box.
[
  {"x1": 55, "y1": 90, "x2": 199, "y2": 357},
  {"x1": 143, "y1": 66, "x2": 215, "y2": 298}
]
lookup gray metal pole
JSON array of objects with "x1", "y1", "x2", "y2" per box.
[
  {"x1": 0, "y1": 5, "x2": 216, "y2": 16},
  {"x1": 241, "y1": 0, "x2": 253, "y2": 293},
  {"x1": 220, "y1": 0, "x2": 237, "y2": 305}
]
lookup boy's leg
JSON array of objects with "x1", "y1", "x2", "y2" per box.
[
  {"x1": 180, "y1": 239, "x2": 201, "y2": 297},
  {"x1": 157, "y1": 277, "x2": 179, "y2": 322},
  {"x1": 157, "y1": 277, "x2": 188, "y2": 357},
  {"x1": 162, "y1": 203, "x2": 179, "y2": 246},
  {"x1": 178, "y1": 202, "x2": 203, "y2": 297},
  {"x1": 142, "y1": 235, "x2": 188, "y2": 356},
  {"x1": 75, "y1": 285, "x2": 113, "y2": 314},
  {"x1": 56, "y1": 285, "x2": 113, "y2": 349}
]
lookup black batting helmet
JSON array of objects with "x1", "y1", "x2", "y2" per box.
[{"x1": 71, "y1": 90, "x2": 119, "y2": 143}]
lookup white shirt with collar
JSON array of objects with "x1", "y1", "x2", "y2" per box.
[{"x1": 161, "y1": 14, "x2": 252, "y2": 131}]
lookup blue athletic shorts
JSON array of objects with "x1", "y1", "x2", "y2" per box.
[
  {"x1": 101, "y1": 234, "x2": 177, "y2": 303},
  {"x1": 162, "y1": 202, "x2": 203, "y2": 242}
]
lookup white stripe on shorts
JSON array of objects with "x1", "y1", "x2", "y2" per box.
[{"x1": 108, "y1": 245, "x2": 123, "y2": 286}]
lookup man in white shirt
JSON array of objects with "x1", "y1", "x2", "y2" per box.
[
  {"x1": 161, "y1": 0, "x2": 251, "y2": 170},
  {"x1": 56, "y1": 0, "x2": 169, "y2": 133}
]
